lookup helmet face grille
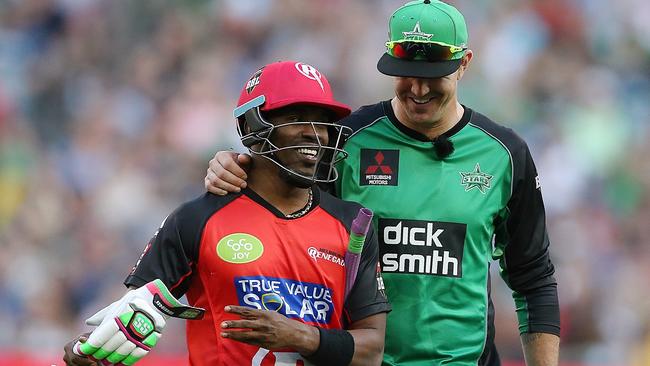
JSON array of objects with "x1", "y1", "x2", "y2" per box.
[{"x1": 238, "y1": 106, "x2": 351, "y2": 185}]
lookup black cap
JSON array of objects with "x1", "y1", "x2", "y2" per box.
[{"x1": 377, "y1": 56, "x2": 462, "y2": 78}]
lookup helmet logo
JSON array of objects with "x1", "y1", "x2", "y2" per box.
[
  {"x1": 246, "y1": 67, "x2": 264, "y2": 94},
  {"x1": 295, "y1": 62, "x2": 324, "y2": 91}
]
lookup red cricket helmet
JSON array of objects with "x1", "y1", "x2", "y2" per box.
[
  {"x1": 233, "y1": 61, "x2": 352, "y2": 187},
  {"x1": 234, "y1": 60, "x2": 351, "y2": 121}
]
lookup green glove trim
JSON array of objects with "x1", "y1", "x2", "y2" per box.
[
  {"x1": 119, "y1": 311, "x2": 134, "y2": 327},
  {"x1": 106, "y1": 351, "x2": 129, "y2": 364},
  {"x1": 143, "y1": 333, "x2": 159, "y2": 348},
  {"x1": 122, "y1": 353, "x2": 142, "y2": 366},
  {"x1": 79, "y1": 342, "x2": 99, "y2": 355},
  {"x1": 92, "y1": 347, "x2": 112, "y2": 360},
  {"x1": 149, "y1": 279, "x2": 183, "y2": 308}
]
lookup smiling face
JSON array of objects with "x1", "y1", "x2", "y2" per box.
[
  {"x1": 392, "y1": 51, "x2": 472, "y2": 137},
  {"x1": 262, "y1": 104, "x2": 333, "y2": 179},
  {"x1": 393, "y1": 72, "x2": 458, "y2": 126}
]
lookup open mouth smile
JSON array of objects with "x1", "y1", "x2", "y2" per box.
[
  {"x1": 297, "y1": 147, "x2": 319, "y2": 160},
  {"x1": 410, "y1": 97, "x2": 435, "y2": 105}
]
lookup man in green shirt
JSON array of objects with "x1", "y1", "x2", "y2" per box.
[{"x1": 205, "y1": 1, "x2": 560, "y2": 365}]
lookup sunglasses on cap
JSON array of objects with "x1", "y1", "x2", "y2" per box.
[{"x1": 385, "y1": 40, "x2": 467, "y2": 62}]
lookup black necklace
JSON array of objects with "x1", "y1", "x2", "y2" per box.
[{"x1": 285, "y1": 188, "x2": 313, "y2": 219}]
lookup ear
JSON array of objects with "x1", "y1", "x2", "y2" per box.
[{"x1": 457, "y1": 50, "x2": 473, "y2": 81}]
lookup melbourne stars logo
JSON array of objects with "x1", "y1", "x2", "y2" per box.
[
  {"x1": 460, "y1": 163, "x2": 493, "y2": 193},
  {"x1": 402, "y1": 21, "x2": 433, "y2": 41}
]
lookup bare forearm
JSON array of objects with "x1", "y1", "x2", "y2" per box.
[
  {"x1": 521, "y1": 332, "x2": 559, "y2": 366},
  {"x1": 348, "y1": 328, "x2": 385, "y2": 366}
]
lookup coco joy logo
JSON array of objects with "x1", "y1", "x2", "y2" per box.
[{"x1": 217, "y1": 233, "x2": 264, "y2": 264}]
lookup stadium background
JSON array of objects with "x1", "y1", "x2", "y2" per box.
[{"x1": 0, "y1": 0, "x2": 648, "y2": 365}]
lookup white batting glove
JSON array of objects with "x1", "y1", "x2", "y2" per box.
[{"x1": 73, "y1": 279, "x2": 204, "y2": 365}]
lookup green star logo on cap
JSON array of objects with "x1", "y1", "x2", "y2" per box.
[
  {"x1": 460, "y1": 164, "x2": 493, "y2": 194},
  {"x1": 402, "y1": 21, "x2": 433, "y2": 41}
]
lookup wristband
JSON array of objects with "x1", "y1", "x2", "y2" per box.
[{"x1": 304, "y1": 327, "x2": 354, "y2": 366}]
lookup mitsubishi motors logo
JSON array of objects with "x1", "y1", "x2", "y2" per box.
[
  {"x1": 365, "y1": 151, "x2": 393, "y2": 174},
  {"x1": 295, "y1": 62, "x2": 324, "y2": 91},
  {"x1": 360, "y1": 149, "x2": 399, "y2": 186}
]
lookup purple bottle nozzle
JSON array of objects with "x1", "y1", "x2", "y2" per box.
[
  {"x1": 351, "y1": 208, "x2": 373, "y2": 237},
  {"x1": 348, "y1": 208, "x2": 373, "y2": 255}
]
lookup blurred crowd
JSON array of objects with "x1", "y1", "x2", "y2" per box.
[{"x1": 0, "y1": 0, "x2": 648, "y2": 364}]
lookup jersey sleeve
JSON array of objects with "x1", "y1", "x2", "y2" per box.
[
  {"x1": 124, "y1": 208, "x2": 198, "y2": 299},
  {"x1": 493, "y1": 142, "x2": 560, "y2": 336},
  {"x1": 343, "y1": 227, "x2": 392, "y2": 324}
]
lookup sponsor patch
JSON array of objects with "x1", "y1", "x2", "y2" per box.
[
  {"x1": 235, "y1": 276, "x2": 334, "y2": 324},
  {"x1": 378, "y1": 218, "x2": 466, "y2": 277},
  {"x1": 307, "y1": 247, "x2": 345, "y2": 267},
  {"x1": 217, "y1": 233, "x2": 264, "y2": 264},
  {"x1": 360, "y1": 149, "x2": 399, "y2": 186},
  {"x1": 376, "y1": 262, "x2": 386, "y2": 298}
]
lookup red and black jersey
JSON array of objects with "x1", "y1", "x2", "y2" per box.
[{"x1": 124, "y1": 187, "x2": 390, "y2": 366}]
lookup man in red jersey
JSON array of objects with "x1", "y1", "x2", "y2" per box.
[{"x1": 63, "y1": 60, "x2": 390, "y2": 366}]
